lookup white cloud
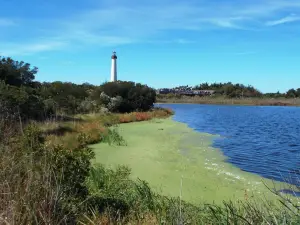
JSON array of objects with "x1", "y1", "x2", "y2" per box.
[{"x1": 265, "y1": 15, "x2": 300, "y2": 26}]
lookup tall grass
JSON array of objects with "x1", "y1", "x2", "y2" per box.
[
  {"x1": 118, "y1": 108, "x2": 174, "y2": 123},
  {"x1": 0, "y1": 124, "x2": 66, "y2": 224},
  {"x1": 101, "y1": 127, "x2": 127, "y2": 146}
]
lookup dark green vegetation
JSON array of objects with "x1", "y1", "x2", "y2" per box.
[
  {"x1": 1, "y1": 56, "x2": 299, "y2": 224},
  {"x1": 177, "y1": 83, "x2": 300, "y2": 98},
  {"x1": 0, "y1": 56, "x2": 156, "y2": 120},
  {"x1": 194, "y1": 83, "x2": 262, "y2": 98},
  {"x1": 158, "y1": 83, "x2": 300, "y2": 106}
]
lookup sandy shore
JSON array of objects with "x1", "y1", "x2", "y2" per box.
[{"x1": 91, "y1": 118, "x2": 283, "y2": 204}]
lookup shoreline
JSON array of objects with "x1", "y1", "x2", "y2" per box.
[
  {"x1": 90, "y1": 118, "x2": 287, "y2": 204},
  {"x1": 156, "y1": 102, "x2": 300, "y2": 106},
  {"x1": 156, "y1": 97, "x2": 300, "y2": 107}
]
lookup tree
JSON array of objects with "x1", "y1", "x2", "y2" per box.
[
  {"x1": 0, "y1": 56, "x2": 38, "y2": 87},
  {"x1": 296, "y1": 88, "x2": 300, "y2": 97},
  {"x1": 92, "y1": 81, "x2": 156, "y2": 113},
  {"x1": 286, "y1": 89, "x2": 297, "y2": 98}
]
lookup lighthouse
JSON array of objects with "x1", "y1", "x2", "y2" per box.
[{"x1": 110, "y1": 51, "x2": 117, "y2": 82}]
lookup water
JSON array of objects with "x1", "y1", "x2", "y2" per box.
[{"x1": 158, "y1": 104, "x2": 300, "y2": 186}]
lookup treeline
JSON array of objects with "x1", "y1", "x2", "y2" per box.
[
  {"x1": 176, "y1": 82, "x2": 300, "y2": 98},
  {"x1": 194, "y1": 82, "x2": 262, "y2": 98},
  {"x1": 0, "y1": 56, "x2": 156, "y2": 120}
]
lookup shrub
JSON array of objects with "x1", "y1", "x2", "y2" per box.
[
  {"x1": 50, "y1": 134, "x2": 95, "y2": 218},
  {"x1": 92, "y1": 81, "x2": 156, "y2": 113},
  {"x1": 101, "y1": 127, "x2": 127, "y2": 146}
]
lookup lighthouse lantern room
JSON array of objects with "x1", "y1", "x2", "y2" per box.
[{"x1": 110, "y1": 51, "x2": 117, "y2": 82}]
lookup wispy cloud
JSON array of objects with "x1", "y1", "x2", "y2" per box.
[
  {"x1": 1, "y1": 41, "x2": 66, "y2": 56},
  {"x1": 3, "y1": 0, "x2": 300, "y2": 55},
  {"x1": 0, "y1": 18, "x2": 16, "y2": 26},
  {"x1": 54, "y1": 1, "x2": 300, "y2": 47},
  {"x1": 265, "y1": 14, "x2": 300, "y2": 26},
  {"x1": 206, "y1": 17, "x2": 247, "y2": 29},
  {"x1": 174, "y1": 39, "x2": 195, "y2": 44},
  {"x1": 55, "y1": 4, "x2": 248, "y2": 47}
]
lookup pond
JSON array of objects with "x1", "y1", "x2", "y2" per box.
[{"x1": 158, "y1": 104, "x2": 300, "y2": 186}]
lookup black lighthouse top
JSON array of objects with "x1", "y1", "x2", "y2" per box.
[{"x1": 111, "y1": 51, "x2": 117, "y2": 59}]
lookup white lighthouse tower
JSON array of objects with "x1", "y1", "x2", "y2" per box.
[{"x1": 110, "y1": 51, "x2": 117, "y2": 82}]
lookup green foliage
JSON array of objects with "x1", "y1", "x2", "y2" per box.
[
  {"x1": 264, "y1": 91, "x2": 286, "y2": 98},
  {"x1": 92, "y1": 81, "x2": 156, "y2": 112},
  {"x1": 1, "y1": 123, "x2": 96, "y2": 224},
  {"x1": 286, "y1": 88, "x2": 300, "y2": 98},
  {"x1": 0, "y1": 81, "x2": 52, "y2": 120},
  {"x1": 101, "y1": 127, "x2": 127, "y2": 146},
  {"x1": 39, "y1": 81, "x2": 95, "y2": 114},
  {"x1": 194, "y1": 82, "x2": 263, "y2": 98},
  {"x1": 1, "y1": 56, "x2": 157, "y2": 118},
  {"x1": 51, "y1": 137, "x2": 94, "y2": 199},
  {"x1": 85, "y1": 165, "x2": 160, "y2": 222},
  {"x1": 0, "y1": 56, "x2": 37, "y2": 86},
  {"x1": 0, "y1": 123, "x2": 67, "y2": 224}
]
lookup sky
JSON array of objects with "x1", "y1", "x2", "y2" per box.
[{"x1": 1, "y1": 0, "x2": 300, "y2": 93}]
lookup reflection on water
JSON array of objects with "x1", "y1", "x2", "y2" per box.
[{"x1": 158, "y1": 104, "x2": 300, "y2": 186}]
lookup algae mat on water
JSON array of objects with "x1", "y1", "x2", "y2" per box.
[{"x1": 91, "y1": 118, "x2": 281, "y2": 204}]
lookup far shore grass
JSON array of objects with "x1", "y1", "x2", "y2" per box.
[
  {"x1": 90, "y1": 117, "x2": 290, "y2": 205},
  {"x1": 156, "y1": 96, "x2": 300, "y2": 106}
]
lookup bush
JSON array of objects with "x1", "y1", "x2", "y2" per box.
[
  {"x1": 92, "y1": 81, "x2": 156, "y2": 113},
  {"x1": 101, "y1": 127, "x2": 127, "y2": 146}
]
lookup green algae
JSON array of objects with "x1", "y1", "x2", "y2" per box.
[{"x1": 90, "y1": 118, "x2": 286, "y2": 204}]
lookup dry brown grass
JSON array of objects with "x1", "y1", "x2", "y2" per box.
[
  {"x1": 118, "y1": 108, "x2": 173, "y2": 123},
  {"x1": 157, "y1": 95, "x2": 300, "y2": 106},
  {"x1": 43, "y1": 108, "x2": 174, "y2": 149}
]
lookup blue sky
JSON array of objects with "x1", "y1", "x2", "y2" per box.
[{"x1": 1, "y1": 0, "x2": 300, "y2": 93}]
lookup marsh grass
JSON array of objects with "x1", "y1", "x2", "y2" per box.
[
  {"x1": 0, "y1": 124, "x2": 66, "y2": 224},
  {"x1": 101, "y1": 127, "x2": 127, "y2": 146},
  {"x1": 42, "y1": 108, "x2": 173, "y2": 149},
  {"x1": 157, "y1": 95, "x2": 300, "y2": 106}
]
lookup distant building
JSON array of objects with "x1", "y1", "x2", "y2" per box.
[{"x1": 156, "y1": 88, "x2": 215, "y2": 96}]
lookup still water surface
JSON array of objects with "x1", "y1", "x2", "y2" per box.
[{"x1": 158, "y1": 104, "x2": 300, "y2": 186}]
